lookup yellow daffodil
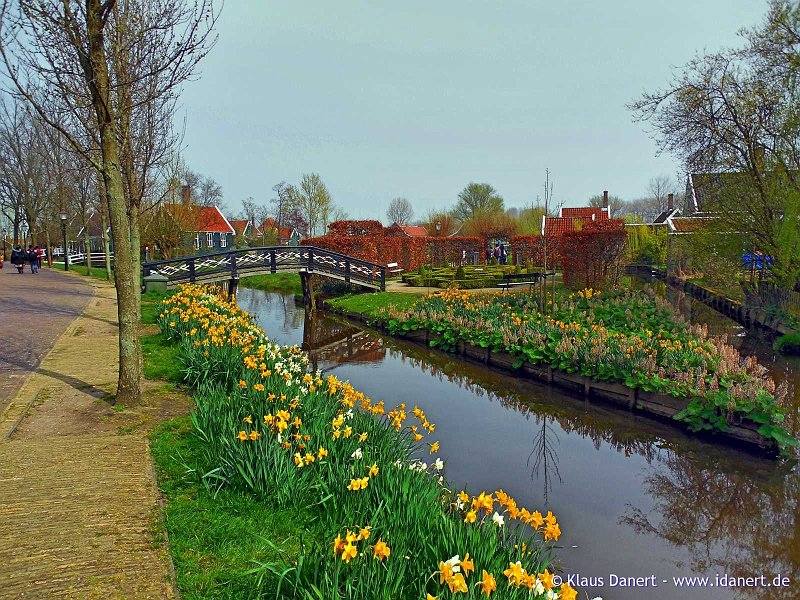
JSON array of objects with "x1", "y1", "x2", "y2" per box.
[
  {"x1": 368, "y1": 463, "x2": 379, "y2": 477},
  {"x1": 236, "y1": 431, "x2": 248, "y2": 442},
  {"x1": 559, "y1": 582, "x2": 578, "y2": 600},
  {"x1": 429, "y1": 441, "x2": 440, "y2": 454},
  {"x1": 477, "y1": 570, "x2": 497, "y2": 597},
  {"x1": 359, "y1": 525, "x2": 371, "y2": 540},
  {"x1": 373, "y1": 539, "x2": 390, "y2": 561},
  {"x1": 538, "y1": 569, "x2": 555, "y2": 591},
  {"x1": 341, "y1": 543, "x2": 357, "y2": 563}
]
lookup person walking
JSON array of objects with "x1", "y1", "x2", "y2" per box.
[
  {"x1": 10, "y1": 245, "x2": 25, "y2": 274},
  {"x1": 499, "y1": 242, "x2": 508, "y2": 265},
  {"x1": 34, "y1": 245, "x2": 43, "y2": 270},
  {"x1": 28, "y1": 246, "x2": 39, "y2": 273},
  {"x1": 485, "y1": 242, "x2": 493, "y2": 264}
]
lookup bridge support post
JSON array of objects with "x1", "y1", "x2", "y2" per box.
[
  {"x1": 300, "y1": 271, "x2": 316, "y2": 310},
  {"x1": 228, "y1": 276, "x2": 240, "y2": 299}
]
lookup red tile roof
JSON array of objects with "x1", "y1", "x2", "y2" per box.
[
  {"x1": 399, "y1": 225, "x2": 428, "y2": 237},
  {"x1": 560, "y1": 207, "x2": 609, "y2": 220},
  {"x1": 229, "y1": 219, "x2": 251, "y2": 236},
  {"x1": 258, "y1": 218, "x2": 293, "y2": 240},
  {"x1": 164, "y1": 204, "x2": 234, "y2": 233},
  {"x1": 386, "y1": 222, "x2": 429, "y2": 237},
  {"x1": 543, "y1": 216, "x2": 578, "y2": 237}
]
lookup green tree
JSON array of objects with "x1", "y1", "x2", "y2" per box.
[
  {"x1": 289, "y1": 173, "x2": 332, "y2": 237},
  {"x1": 453, "y1": 183, "x2": 504, "y2": 221}
]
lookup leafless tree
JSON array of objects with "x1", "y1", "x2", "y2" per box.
[
  {"x1": 386, "y1": 197, "x2": 413, "y2": 224},
  {"x1": 0, "y1": 0, "x2": 219, "y2": 405}
]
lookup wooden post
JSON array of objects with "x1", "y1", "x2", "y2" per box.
[
  {"x1": 300, "y1": 271, "x2": 316, "y2": 310},
  {"x1": 228, "y1": 276, "x2": 239, "y2": 299},
  {"x1": 188, "y1": 259, "x2": 196, "y2": 283},
  {"x1": 270, "y1": 249, "x2": 276, "y2": 273}
]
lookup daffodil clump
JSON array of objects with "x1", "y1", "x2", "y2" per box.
[
  {"x1": 388, "y1": 287, "x2": 796, "y2": 449},
  {"x1": 157, "y1": 285, "x2": 579, "y2": 598}
]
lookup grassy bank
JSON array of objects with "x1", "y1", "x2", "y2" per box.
[
  {"x1": 239, "y1": 272, "x2": 302, "y2": 295},
  {"x1": 150, "y1": 417, "x2": 306, "y2": 599},
  {"x1": 152, "y1": 285, "x2": 577, "y2": 599},
  {"x1": 325, "y1": 291, "x2": 422, "y2": 320}
]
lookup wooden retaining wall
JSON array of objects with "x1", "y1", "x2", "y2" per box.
[
  {"x1": 647, "y1": 269, "x2": 798, "y2": 337},
  {"x1": 324, "y1": 303, "x2": 776, "y2": 454}
]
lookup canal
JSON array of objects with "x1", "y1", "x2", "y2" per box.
[{"x1": 237, "y1": 287, "x2": 800, "y2": 600}]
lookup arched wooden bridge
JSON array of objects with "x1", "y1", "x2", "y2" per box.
[{"x1": 142, "y1": 246, "x2": 387, "y2": 292}]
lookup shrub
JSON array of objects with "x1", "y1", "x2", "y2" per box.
[
  {"x1": 775, "y1": 333, "x2": 800, "y2": 355},
  {"x1": 455, "y1": 266, "x2": 466, "y2": 280}
]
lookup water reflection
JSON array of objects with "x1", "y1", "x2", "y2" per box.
[{"x1": 237, "y1": 287, "x2": 800, "y2": 600}]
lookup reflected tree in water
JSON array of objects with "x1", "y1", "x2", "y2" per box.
[
  {"x1": 622, "y1": 452, "x2": 799, "y2": 599},
  {"x1": 528, "y1": 417, "x2": 562, "y2": 502}
]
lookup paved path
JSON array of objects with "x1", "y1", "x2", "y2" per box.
[
  {"x1": 0, "y1": 267, "x2": 93, "y2": 413},
  {"x1": 0, "y1": 271, "x2": 178, "y2": 599}
]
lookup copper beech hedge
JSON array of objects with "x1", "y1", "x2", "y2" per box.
[{"x1": 301, "y1": 220, "x2": 626, "y2": 285}]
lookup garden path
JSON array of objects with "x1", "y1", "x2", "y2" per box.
[{"x1": 0, "y1": 271, "x2": 180, "y2": 599}]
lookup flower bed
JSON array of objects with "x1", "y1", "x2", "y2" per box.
[
  {"x1": 157, "y1": 284, "x2": 579, "y2": 599},
  {"x1": 387, "y1": 288, "x2": 797, "y2": 451}
]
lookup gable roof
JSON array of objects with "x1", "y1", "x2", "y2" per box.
[
  {"x1": 560, "y1": 207, "x2": 609, "y2": 220},
  {"x1": 164, "y1": 204, "x2": 235, "y2": 234},
  {"x1": 388, "y1": 222, "x2": 428, "y2": 237},
  {"x1": 667, "y1": 215, "x2": 716, "y2": 234},
  {"x1": 229, "y1": 219, "x2": 251, "y2": 236},
  {"x1": 652, "y1": 208, "x2": 679, "y2": 224},
  {"x1": 257, "y1": 217, "x2": 294, "y2": 240},
  {"x1": 542, "y1": 216, "x2": 579, "y2": 237}
]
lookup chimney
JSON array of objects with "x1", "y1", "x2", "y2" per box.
[
  {"x1": 603, "y1": 191, "x2": 609, "y2": 209},
  {"x1": 668, "y1": 193, "x2": 674, "y2": 211},
  {"x1": 181, "y1": 184, "x2": 191, "y2": 206}
]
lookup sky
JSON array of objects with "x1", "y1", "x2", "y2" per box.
[{"x1": 179, "y1": 0, "x2": 768, "y2": 220}]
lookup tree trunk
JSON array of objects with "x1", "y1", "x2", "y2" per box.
[
  {"x1": 84, "y1": 226, "x2": 93, "y2": 275},
  {"x1": 101, "y1": 205, "x2": 111, "y2": 280},
  {"x1": 45, "y1": 228, "x2": 52, "y2": 267},
  {"x1": 86, "y1": 0, "x2": 141, "y2": 406}
]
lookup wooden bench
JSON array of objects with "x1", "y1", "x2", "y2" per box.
[
  {"x1": 387, "y1": 262, "x2": 404, "y2": 275},
  {"x1": 496, "y1": 271, "x2": 549, "y2": 291}
]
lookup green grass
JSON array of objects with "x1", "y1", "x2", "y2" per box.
[
  {"x1": 141, "y1": 290, "x2": 168, "y2": 325},
  {"x1": 239, "y1": 273, "x2": 302, "y2": 295},
  {"x1": 150, "y1": 417, "x2": 307, "y2": 599},
  {"x1": 141, "y1": 333, "x2": 183, "y2": 382},
  {"x1": 325, "y1": 291, "x2": 423, "y2": 320}
]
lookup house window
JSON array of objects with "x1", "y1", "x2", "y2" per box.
[
  {"x1": 206, "y1": 232, "x2": 214, "y2": 248},
  {"x1": 194, "y1": 233, "x2": 200, "y2": 250},
  {"x1": 220, "y1": 233, "x2": 227, "y2": 248}
]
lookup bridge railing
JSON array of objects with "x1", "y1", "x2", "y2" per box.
[{"x1": 142, "y1": 246, "x2": 387, "y2": 291}]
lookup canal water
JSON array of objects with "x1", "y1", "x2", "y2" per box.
[{"x1": 237, "y1": 287, "x2": 800, "y2": 600}]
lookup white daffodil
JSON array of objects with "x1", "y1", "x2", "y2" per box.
[
  {"x1": 492, "y1": 512, "x2": 505, "y2": 527},
  {"x1": 345, "y1": 409, "x2": 354, "y2": 420},
  {"x1": 351, "y1": 448, "x2": 363, "y2": 460},
  {"x1": 455, "y1": 498, "x2": 465, "y2": 510},
  {"x1": 434, "y1": 458, "x2": 444, "y2": 471},
  {"x1": 534, "y1": 580, "x2": 545, "y2": 595},
  {"x1": 545, "y1": 590, "x2": 559, "y2": 600}
]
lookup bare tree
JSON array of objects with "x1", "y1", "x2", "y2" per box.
[
  {"x1": 386, "y1": 197, "x2": 413, "y2": 224},
  {"x1": 0, "y1": 0, "x2": 219, "y2": 405}
]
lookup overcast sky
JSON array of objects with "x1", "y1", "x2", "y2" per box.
[{"x1": 179, "y1": 0, "x2": 767, "y2": 219}]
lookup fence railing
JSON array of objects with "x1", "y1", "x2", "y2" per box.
[{"x1": 142, "y1": 246, "x2": 387, "y2": 291}]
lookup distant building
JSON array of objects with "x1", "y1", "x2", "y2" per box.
[
  {"x1": 229, "y1": 219, "x2": 253, "y2": 239},
  {"x1": 385, "y1": 222, "x2": 428, "y2": 237},
  {"x1": 256, "y1": 218, "x2": 300, "y2": 245},
  {"x1": 541, "y1": 192, "x2": 611, "y2": 236}
]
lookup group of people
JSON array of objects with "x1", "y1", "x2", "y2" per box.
[
  {"x1": 485, "y1": 241, "x2": 508, "y2": 264},
  {"x1": 8, "y1": 245, "x2": 44, "y2": 274}
]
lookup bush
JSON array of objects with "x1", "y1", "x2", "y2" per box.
[
  {"x1": 454, "y1": 266, "x2": 466, "y2": 280},
  {"x1": 775, "y1": 333, "x2": 800, "y2": 355}
]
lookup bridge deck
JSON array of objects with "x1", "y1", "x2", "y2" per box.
[{"x1": 143, "y1": 246, "x2": 387, "y2": 291}]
